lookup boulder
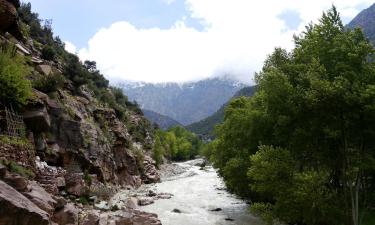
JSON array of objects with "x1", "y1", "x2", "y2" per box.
[
  {"x1": 172, "y1": 208, "x2": 182, "y2": 213},
  {"x1": 132, "y1": 210, "x2": 161, "y2": 225},
  {"x1": 24, "y1": 181, "x2": 57, "y2": 215},
  {"x1": 52, "y1": 203, "x2": 79, "y2": 225},
  {"x1": 4, "y1": 173, "x2": 29, "y2": 192},
  {"x1": 23, "y1": 107, "x2": 51, "y2": 133},
  {"x1": 65, "y1": 172, "x2": 88, "y2": 197},
  {"x1": 37, "y1": 64, "x2": 52, "y2": 76},
  {"x1": 53, "y1": 196, "x2": 67, "y2": 210},
  {"x1": 142, "y1": 156, "x2": 160, "y2": 184},
  {"x1": 210, "y1": 208, "x2": 222, "y2": 212},
  {"x1": 125, "y1": 197, "x2": 138, "y2": 209},
  {"x1": 56, "y1": 176, "x2": 66, "y2": 188},
  {"x1": 99, "y1": 210, "x2": 161, "y2": 225},
  {"x1": 81, "y1": 210, "x2": 100, "y2": 225},
  {"x1": 137, "y1": 197, "x2": 154, "y2": 206},
  {"x1": 0, "y1": 180, "x2": 49, "y2": 225},
  {"x1": 95, "y1": 201, "x2": 110, "y2": 211}
]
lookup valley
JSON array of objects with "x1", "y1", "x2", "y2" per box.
[{"x1": 0, "y1": 1, "x2": 375, "y2": 225}]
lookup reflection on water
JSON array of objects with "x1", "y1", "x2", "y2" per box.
[{"x1": 141, "y1": 160, "x2": 262, "y2": 225}]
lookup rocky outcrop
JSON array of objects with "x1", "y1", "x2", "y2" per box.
[
  {"x1": 0, "y1": 0, "x2": 22, "y2": 40},
  {"x1": 23, "y1": 107, "x2": 51, "y2": 133},
  {"x1": 142, "y1": 156, "x2": 160, "y2": 183},
  {"x1": 0, "y1": 180, "x2": 50, "y2": 225},
  {"x1": 24, "y1": 181, "x2": 57, "y2": 215}
]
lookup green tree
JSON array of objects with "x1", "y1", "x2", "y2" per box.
[{"x1": 211, "y1": 6, "x2": 375, "y2": 225}]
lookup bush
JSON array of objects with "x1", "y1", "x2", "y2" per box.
[
  {"x1": 32, "y1": 72, "x2": 65, "y2": 93},
  {"x1": 41, "y1": 45, "x2": 56, "y2": 61},
  {"x1": 0, "y1": 45, "x2": 32, "y2": 108}
]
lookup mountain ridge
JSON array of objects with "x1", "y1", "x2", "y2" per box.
[
  {"x1": 347, "y1": 3, "x2": 375, "y2": 44},
  {"x1": 118, "y1": 77, "x2": 247, "y2": 125},
  {"x1": 186, "y1": 86, "x2": 257, "y2": 139},
  {"x1": 143, "y1": 109, "x2": 182, "y2": 130}
]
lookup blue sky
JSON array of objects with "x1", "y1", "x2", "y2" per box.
[
  {"x1": 25, "y1": 0, "x2": 374, "y2": 83},
  {"x1": 25, "y1": 0, "x2": 203, "y2": 49}
]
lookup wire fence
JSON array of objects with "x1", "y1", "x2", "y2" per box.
[{"x1": 0, "y1": 106, "x2": 26, "y2": 139}]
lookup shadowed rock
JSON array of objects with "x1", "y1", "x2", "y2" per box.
[{"x1": 0, "y1": 180, "x2": 49, "y2": 225}]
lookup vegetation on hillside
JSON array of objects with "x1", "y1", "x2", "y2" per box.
[
  {"x1": 6, "y1": 3, "x2": 152, "y2": 148},
  {"x1": 0, "y1": 45, "x2": 32, "y2": 108},
  {"x1": 205, "y1": 7, "x2": 375, "y2": 225},
  {"x1": 153, "y1": 126, "x2": 203, "y2": 166}
]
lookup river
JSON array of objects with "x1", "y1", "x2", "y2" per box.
[{"x1": 139, "y1": 159, "x2": 262, "y2": 225}]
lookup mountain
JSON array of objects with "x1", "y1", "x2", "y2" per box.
[
  {"x1": 118, "y1": 77, "x2": 246, "y2": 125},
  {"x1": 186, "y1": 86, "x2": 257, "y2": 138},
  {"x1": 347, "y1": 3, "x2": 375, "y2": 44},
  {"x1": 143, "y1": 109, "x2": 182, "y2": 130}
]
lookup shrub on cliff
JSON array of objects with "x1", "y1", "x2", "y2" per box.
[
  {"x1": 32, "y1": 72, "x2": 65, "y2": 93},
  {"x1": 41, "y1": 45, "x2": 56, "y2": 61},
  {"x1": 0, "y1": 46, "x2": 32, "y2": 108}
]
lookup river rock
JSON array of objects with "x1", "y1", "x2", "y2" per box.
[
  {"x1": 95, "y1": 200, "x2": 110, "y2": 210},
  {"x1": 137, "y1": 197, "x2": 154, "y2": 206},
  {"x1": 155, "y1": 192, "x2": 173, "y2": 200},
  {"x1": 99, "y1": 210, "x2": 161, "y2": 225},
  {"x1": 172, "y1": 208, "x2": 182, "y2": 213},
  {"x1": 0, "y1": 180, "x2": 50, "y2": 225},
  {"x1": 210, "y1": 208, "x2": 222, "y2": 212},
  {"x1": 125, "y1": 197, "x2": 138, "y2": 209}
]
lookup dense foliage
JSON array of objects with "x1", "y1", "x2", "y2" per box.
[
  {"x1": 153, "y1": 126, "x2": 203, "y2": 165},
  {"x1": 206, "y1": 7, "x2": 375, "y2": 225},
  {"x1": 0, "y1": 45, "x2": 32, "y2": 108},
  {"x1": 15, "y1": 2, "x2": 153, "y2": 149}
]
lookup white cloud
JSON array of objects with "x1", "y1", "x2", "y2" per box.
[
  {"x1": 161, "y1": 0, "x2": 175, "y2": 5},
  {"x1": 64, "y1": 41, "x2": 77, "y2": 54},
  {"x1": 78, "y1": 0, "x2": 373, "y2": 84}
]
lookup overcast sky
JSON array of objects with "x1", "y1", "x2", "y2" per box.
[{"x1": 26, "y1": 0, "x2": 374, "y2": 84}]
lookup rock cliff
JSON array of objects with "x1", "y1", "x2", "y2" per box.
[{"x1": 0, "y1": 1, "x2": 161, "y2": 224}]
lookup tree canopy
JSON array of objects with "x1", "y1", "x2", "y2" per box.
[{"x1": 207, "y1": 7, "x2": 375, "y2": 225}]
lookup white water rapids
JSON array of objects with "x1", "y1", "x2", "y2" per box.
[{"x1": 140, "y1": 160, "x2": 262, "y2": 225}]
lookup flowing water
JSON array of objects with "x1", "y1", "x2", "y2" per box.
[{"x1": 140, "y1": 160, "x2": 262, "y2": 225}]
